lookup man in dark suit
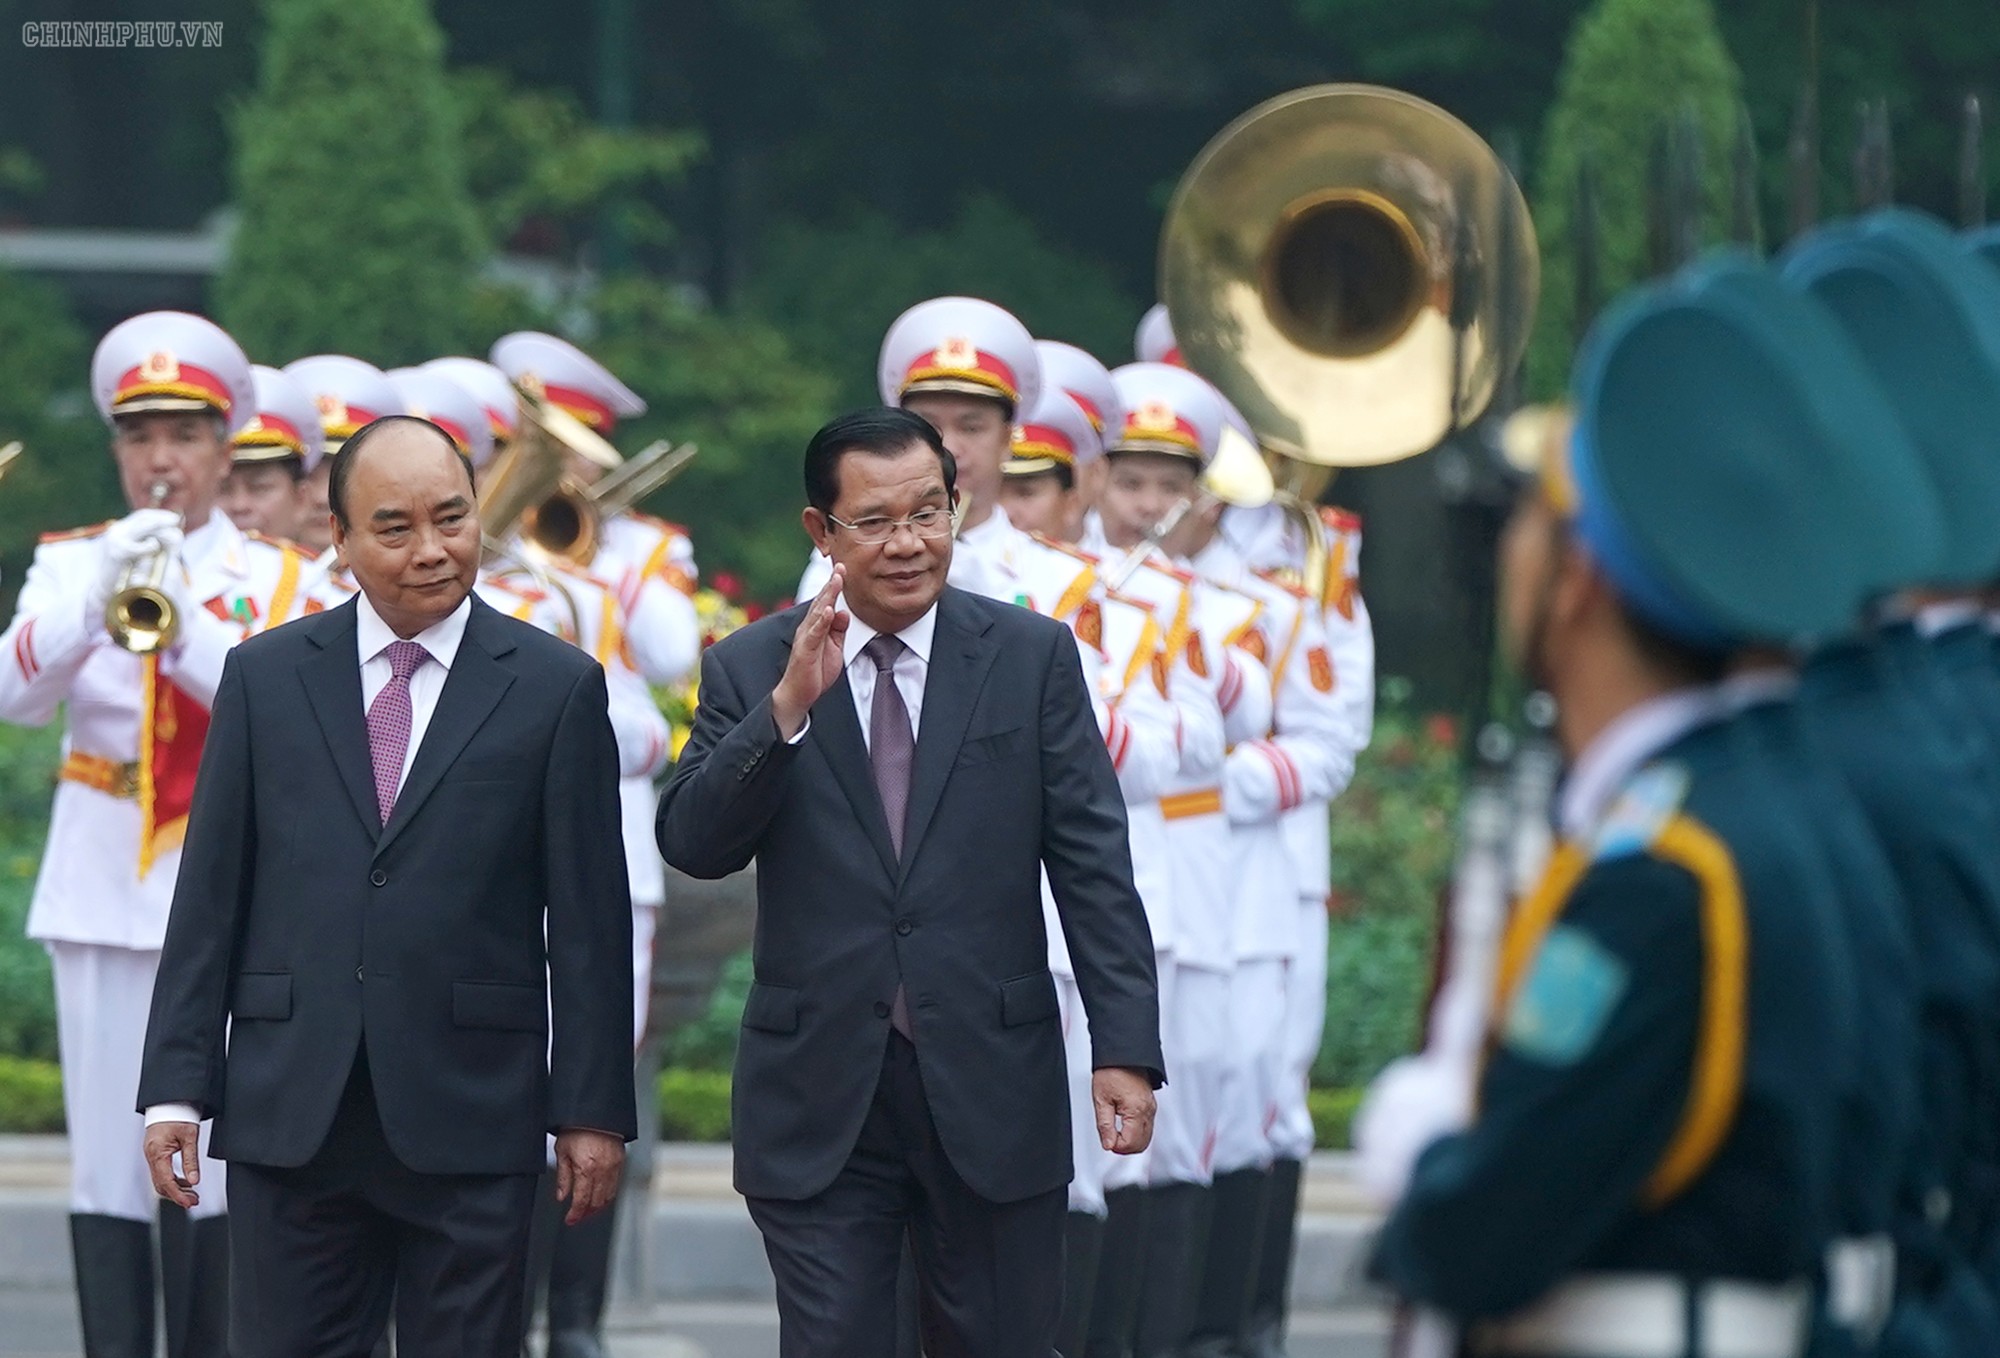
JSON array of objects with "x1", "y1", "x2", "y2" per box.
[
  {"x1": 658, "y1": 407, "x2": 1164, "y2": 1356},
  {"x1": 137, "y1": 416, "x2": 638, "y2": 1357}
]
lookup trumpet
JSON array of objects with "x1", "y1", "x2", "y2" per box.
[{"x1": 106, "y1": 480, "x2": 182, "y2": 654}]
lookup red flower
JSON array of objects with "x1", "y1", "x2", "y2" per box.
[
  {"x1": 744, "y1": 602, "x2": 768, "y2": 622},
  {"x1": 711, "y1": 571, "x2": 743, "y2": 599},
  {"x1": 1425, "y1": 713, "x2": 1458, "y2": 749}
]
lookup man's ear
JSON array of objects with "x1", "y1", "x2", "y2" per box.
[{"x1": 802, "y1": 506, "x2": 832, "y2": 555}]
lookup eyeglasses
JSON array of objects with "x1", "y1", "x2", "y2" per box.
[{"x1": 825, "y1": 506, "x2": 956, "y2": 546}]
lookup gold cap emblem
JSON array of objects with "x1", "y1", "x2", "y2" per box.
[
  {"x1": 1134, "y1": 399, "x2": 1178, "y2": 433},
  {"x1": 315, "y1": 393, "x2": 347, "y2": 426},
  {"x1": 934, "y1": 336, "x2": 978, "y2": 371},
  {"x1": 139, "y1": 349, "x2": 180, "y2": 383},
  {"x1": 518, "y1": 370, "x2": 546, "y2": 398}
]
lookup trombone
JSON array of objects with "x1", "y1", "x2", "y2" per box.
[
  {"x1": 518, "y1": 438, "x2": 698, "y2": 567},
  {"x1": 106, "y1": 479, "x2": 180, "y2": 654}
]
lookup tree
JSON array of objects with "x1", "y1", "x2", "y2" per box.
[
  {"x1": 581, "y1": 278, "x2": 837, "y2": 602},
  {"x1": 739, "y1": 194, "x2": 1142, "y2": 411},
  {"x1": 1526, "y1": 0, "x2": 1744, "y2": 396},
  {"x1": 0, "y1": 267, "x2": 115, "y2": 619},
  {"x1": 216, "y1": 0, "x2": 483, "y2": 366}
]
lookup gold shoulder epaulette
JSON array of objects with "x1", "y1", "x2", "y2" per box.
[
  {"x1": 40, "y1": 521, "x2": 113, "y2": 544},
  {"x1": 1030, "y1": 532, "x2": 1100, "y2": 565},
  {"x1": 243, "y1": 530, "x2": 309, "y2": 562},
  {"x1": 1254, "y1": 566, "x2": 1311, "y2": 600}
]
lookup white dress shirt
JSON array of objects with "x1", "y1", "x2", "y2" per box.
[
  {"x1": 146, "y1": 591, "x2": 474, "y2": 1129},
  {"x1": 355, "y1": 592, "x2": 472, "y2": 797},
  {"x1": 785, "y1": 601, "x2": 937, "y2": 748}
]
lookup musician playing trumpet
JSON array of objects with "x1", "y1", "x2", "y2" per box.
[{"x1": 0, "y1": 311, "x2": 315, "y2": 1356}]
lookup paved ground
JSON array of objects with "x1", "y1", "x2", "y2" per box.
[
  {"x1": 0, "y1": 1137, "x2": 1394, "y2": 1357},
  {"x1": 0, "y1": 1288, "x2": 1393, "y2": 1358}
]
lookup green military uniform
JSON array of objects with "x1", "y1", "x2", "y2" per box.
[
  {"x1": 1372, "y1": 254, "x2": 1905, "y2": 1358},
  {"x1": 1782, "y1": 211, "x2": 2000, "y2": 1347}
]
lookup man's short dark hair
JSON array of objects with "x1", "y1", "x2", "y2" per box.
[
  {"x1": 803, "y1": 407, "x2": 957, "y2": 515},
  {"x1": 329, "y1": 415, "x2": 475, "y2": 531}
]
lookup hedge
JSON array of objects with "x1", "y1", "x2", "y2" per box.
[{"x1": 0, "y1": 1055, "x2": 63, "y2": 1133}]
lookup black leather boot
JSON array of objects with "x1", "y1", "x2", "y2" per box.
[
  {"x1": 544, "y1": 1190, "x2": 618, "y2": 1358},
  {"x1": 1131, "y1": 1182, "x2": 1210, "y2": 1357},
  {"x1": 1084, "y1": 1185, "x2": 1151, "y2": 1357},
  {"x1": 70, "y1": 1214, "x2": 156, "y2": 1358},
  {"x1": 159, "y1": 1204, "x2": 231, "y2": 1358},
  {"x1": 1056, "y1": 1210, "x2": 1107, "y2": 1357},
  {"x1": 1185, "y1": 1167, "x2": 1274, "y2": 1356},
  {"x1": 1240, "y1": 1158, "x2": 1305, "y2": 1357}
]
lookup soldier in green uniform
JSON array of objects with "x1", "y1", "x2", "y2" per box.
[
  {"x1": 1771, "y1": 213, "x2": 2000, "y2": 1351},
  {"x1": 1371, "y1": 257, "x2": 1876, "y2": 1358}
]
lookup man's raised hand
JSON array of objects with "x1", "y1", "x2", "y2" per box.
[{"x1": 771, "y1": 565, "x2": 848, "y2": 739}]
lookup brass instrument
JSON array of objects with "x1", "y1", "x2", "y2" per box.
[
  {"x1": 1160, "y1": 83, "x2": 1540, "y2": 597},
  {"x1": 1104, "y1": 497, "x2": 1197, "y2": 593},
  {"x1": 519, "y1": 438, "x2": 698, "y2": 566},
  {"x1": 0, "y1": 442, "x2": 21, "y2": 484},
  {"x1": 106, "y1": 480, "x2": 181, "y2": 654}
]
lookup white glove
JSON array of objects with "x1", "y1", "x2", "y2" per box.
[
  {"x1": 85, "y1": 508, "x2": 185, "y2": 633},
  {"x1": 1352, "y1": 1052, "x2": 1476, "y2": 1207}
]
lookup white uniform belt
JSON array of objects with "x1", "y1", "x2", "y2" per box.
[
  {"x1": 1473, "y1": 1273, "x2": 1810, "y2": 1358},
  {"x1": 1823, "y1": 1234, "x2": 1894, "y2": 1338}
]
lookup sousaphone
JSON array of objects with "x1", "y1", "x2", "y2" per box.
[{"x1": 1162, "y1": 84, "x2": 1539, "y2": 594}]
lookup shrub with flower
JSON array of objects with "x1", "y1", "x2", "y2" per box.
[{"x1": 657, "y1": 571, "x2": 762, "y2": 759}]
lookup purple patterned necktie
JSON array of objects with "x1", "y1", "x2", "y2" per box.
[
  {"x1": 367, "y1": 639, "x2": 430, "y2": 826},
  {"x1": 865, "y1": 633, "x2": 916, "y2": 1038}
]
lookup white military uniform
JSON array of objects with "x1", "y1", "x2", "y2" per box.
[
  {"x1": 489, "y1": 331, "x2": 697, "y2": 1041},
  {"x1": 2, "y1": 313, "x2": 314, "y2": 1224},
  {"x1": 1226, "y1": 501, "x2": 1374, "y2": 1162},
  {"x1": 994, "y1": 385, "x2": 1183, "y2": 1213},
  {"x1": 282, "y1": 354, "x2": 404, "y2": 456}
]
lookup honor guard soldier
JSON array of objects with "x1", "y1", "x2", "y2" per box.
[
  {"x1": 0, "y1": 312, "x2": 312, "y2": 1358},
  {"x1": 281, "y1": 355, "x2": 405, "y2": 557},
  {"x1": 1369, "y1": 262, "x2": 1872, "y2": 1358},
  {"x1": 220, "y1": 365, "x2": 326, "y2": 546},
  {"x1": 1777, "y1": 212, "x2": 2000, "y2": 1342},
  {"x1": 421, "y1": 355, "x2": 521, "y2": 475},
  {"x1": 992, "y1": 377, "x2": 1191, "y2": 1353},
  {"x1": 1134, "y1": 303, "x2": 1185, "y2": 368},
  {"x1": 1088, "y1": 361, "x2": 1267, "y2": 1358},
  {"x1": 1017, "y1": 339, "x2": 1124, "y2": 538},
  {"x1": 1180, "y1": 434, "x2": 1359, "y2": 1356},
  {"x1": 798, "y1": 296, "x2": 1042, "y2": 602}
]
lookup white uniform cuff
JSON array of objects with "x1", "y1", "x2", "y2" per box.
[{"x1": 144, "y1": 1102, "x2": 202, "y2": 1127}]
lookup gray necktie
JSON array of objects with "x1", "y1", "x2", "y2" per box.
[{"x1": 865, "y1": 633, "x2": 916, "y2": 1038}]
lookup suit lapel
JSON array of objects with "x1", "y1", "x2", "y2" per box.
[
  {"x1": 898, "y1": 589, "x2": 998, "y2": 879},
  {"x1": 298, "y1": 600, "x2": 382, "y2": 841},
  {"x1": 374, "y1": 597, "x2": 516, "y2": 859},
  {"x1": 780, "y1": 611, "x2": 899, "y2": 879}
]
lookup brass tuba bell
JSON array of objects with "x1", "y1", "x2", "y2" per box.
[
  {"x1": 1161, "y1": 84, "x2": 1538, "y2": 598},
  {"x1": 520, "y1": 438, "x2": 699, "y2": 567}
]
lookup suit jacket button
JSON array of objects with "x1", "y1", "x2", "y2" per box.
[
  {"x1": 369, "y1": 868, "x2": 387, "y2": 887},
  {"x1": 895, "y1": 919, "x2": 913, "y2": 936},
  {"x1": 873, "y1": 1001, "x2": 891, "y2": 1019}
]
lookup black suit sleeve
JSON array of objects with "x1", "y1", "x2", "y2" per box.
[
  {"x1": 139, "y1": 650, "x2": 256, "y2": 1115},
  {"x1": 543, "y1": 663, "x2": 639, "y2": 1140},
  {"x1": 656, "y1": 641, "x2": 802, "y2": 879},
  {"x1": 1037, "y1": 626, "x2": 1165, "y2": 1085}
]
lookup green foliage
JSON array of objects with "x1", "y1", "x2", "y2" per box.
[
  {"x1": 658, "y1": 1066, "x2": 733, "y2": 1142},
  {"x1": 581, "y1": 279, "x2": 838, "y2": 603},
  {"x1": 664, "y1": 949, "x2": 754, "y2": 1072},
  {"x1": 0, "y1": 724, "x2": 61, "y2": 1064},
  {"x1": 452, "y1": 68, "x2": 704, "y2": 256},
  {"x1": 1315, "y1": 679, "x2": 1458, "y2": 1090},
  {"x1": 1309, "y1": 1086, "x2": 1364, "y2": 1150},
  {"x1": 1526, "y1": 0, "x2": 1744, "y2": 397},
  {"x1": 217, "y1": 0, "x2": 483, "y2": 366},
  {"x1": 740, "y1": 195, "x2": 1141, "y2": 412},
  {"x1": 0, "y1": 1056, "x2": 63, "y2": 1133}
]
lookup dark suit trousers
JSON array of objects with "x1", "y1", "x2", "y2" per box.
[
  {"x1": 747, "y1": 1031, "x2": 1067, "y2": 1358},
  {"x1": 225, "y1": 1046, "x2": 539, "y2": 1358}
]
